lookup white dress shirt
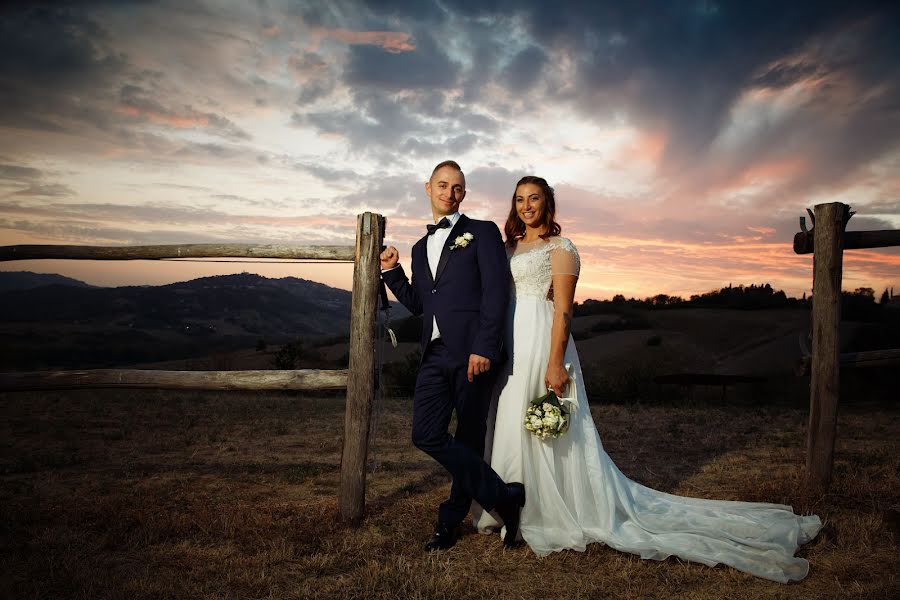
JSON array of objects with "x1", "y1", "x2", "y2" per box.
[{"x1": 427, "y1": 212, "x2": 461, "y2": 341}]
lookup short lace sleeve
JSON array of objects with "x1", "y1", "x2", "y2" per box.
[{"x1": 549, "y1": 237, "x2": 580, "y2": 277}]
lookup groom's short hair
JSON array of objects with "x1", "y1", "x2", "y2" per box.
[{"x1": 431, "y1": 160, "x2": 463, "y2": 181}]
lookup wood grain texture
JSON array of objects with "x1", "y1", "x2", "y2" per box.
[
  {"x1": 0, "y1": 369, "x2": 349, "y2": 391},
  {"x1": 806, "y1": 202, "x2": 847, "y2": 490},
  {"x1": 339, "y1": 212, "x2": 385, "y2": 524},
  {"x1": 793, "y1": 229, "x2": 900, "y2": 255},
  {"x1": 0, "y1": 243, "x2": 355, "y2": 261}
]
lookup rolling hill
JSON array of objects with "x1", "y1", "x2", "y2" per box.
[{"x1": 0, "y1": 272, "x2": 407, "y2": 369}]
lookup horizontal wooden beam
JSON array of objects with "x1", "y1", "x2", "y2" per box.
[
  {"x1": 793, "y1": 229, "x2": 900, "y2": 255},
  {"x1": 796, "y1": 349, "x2": 900, "y2": 376},
  {"x1": 0, "y1": 243, "x2": 356, "y2": 262},
  {"x1": 0, "y1": 368, "x2": 348, "y2": 392}
]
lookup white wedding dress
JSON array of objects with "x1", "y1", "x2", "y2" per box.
[{"x1": 474, "y1": 236, "x2": 822, "y2": 583}]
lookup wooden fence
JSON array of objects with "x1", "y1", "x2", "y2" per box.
[
  {"x1": 794, "y1": 202, "x2": 900, "y2": 490},
  {"x1": 0, "y1": 212, "x2": 385, "y2": 524}
]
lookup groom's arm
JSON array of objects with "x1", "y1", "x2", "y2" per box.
[
  {"x1": 382, "y1": 264, "x2": 423, "y2": 317},
  {"x1": 471, "y1": 222, "x2": 509, "y2": 362}
]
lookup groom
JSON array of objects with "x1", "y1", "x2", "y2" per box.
[{"x1": 380, "y1": 160, "x2": 525, "y2": 550}]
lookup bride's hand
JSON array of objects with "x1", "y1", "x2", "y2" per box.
[{"x1": 545, "y1": 363, "x2": 569, "y2": 397}]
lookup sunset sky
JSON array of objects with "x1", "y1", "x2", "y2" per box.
[{"x1": 1, "y1": 1, "x2": 899, "y2": 301}]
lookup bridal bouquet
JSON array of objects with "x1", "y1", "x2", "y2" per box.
[
  {"x1": 524, "y1": 364, "x2": 577, "y2": 440},
  {"x1": 524, "y1": 388, "x2": 570, "y2": 440}
]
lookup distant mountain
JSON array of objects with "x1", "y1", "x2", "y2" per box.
[
  {"x1": 0, "y1": 271, "x2": 93, "y2": 293},
  {"x1": 0, "y1": 272, "x2": 408, "y2": 369}
]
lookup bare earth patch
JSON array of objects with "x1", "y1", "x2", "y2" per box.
[{"x1": 1, "y1": 391, "x2": 898, "y2": 599}]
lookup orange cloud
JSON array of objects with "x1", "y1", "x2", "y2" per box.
[
  {"x1": 309, "y1": 27, "x2": 415, "y2": 53},
  {"x1": 747, "y1": 226, "x2": 776, "y2": 235},
  {"x1": 623, "y1": 131, "x2": 666, "y2": 165},
  {"x1": 262, "y1": 24, "x2": 281, "y2": 37},
  {"x1": 736, "y1": 157, "x2": 808, "y2": 187}
]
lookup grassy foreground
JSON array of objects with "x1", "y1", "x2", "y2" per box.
[{"x1": 1, "y1": 390, "x2": 898, "y2": 599}]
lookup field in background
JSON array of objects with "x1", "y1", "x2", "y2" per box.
[{"x1": 1, "y1": 390, "x2": 898, "y2": 599}]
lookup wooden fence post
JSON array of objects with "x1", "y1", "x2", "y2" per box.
[
  {"x1": 806, "y1": 202, "x2": 847, "y2": 490},
  {"x1": 339, "y1": 212, "x2": 384, "y2": 524}
]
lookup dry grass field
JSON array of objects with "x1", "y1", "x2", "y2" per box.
[{"x1": 1, "y1": 390, "x2": 898, "y2": 599}]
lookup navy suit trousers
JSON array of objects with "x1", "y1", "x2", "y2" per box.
[{"x1": 412, "y1": 339, "x2": 508, "y2": 525}]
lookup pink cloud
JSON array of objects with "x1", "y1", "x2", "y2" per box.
[
  {"x1": 309, "y1": 27, "x2": 415, "y2": 53},
  {"x1": 735, "y1": 158, "x2": 809, "y2": 187},
  {"x1": 116, "y1": 105, "x2": 209, "y2": 129},
  {"x1": 747, "y1": 226, "x2": 776, "y2": 235},
  {"x1": 621, "y1": 131, "x2": 667, "y2": 165}
]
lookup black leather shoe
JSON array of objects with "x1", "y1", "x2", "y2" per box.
[
  {"x1": 495, "y1": 482, "x2": 526, "y2": 548},
  {"x1": 424, "y1": 522, "x2": 461, "y2": 551}
]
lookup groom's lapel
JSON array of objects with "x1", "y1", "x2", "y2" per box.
[
  {"x1": 415, "y1": 236, "x2": 434, "y2": 288},
  {"x1": 433, "y1": 214, "x2": 469, "y2": 286}
]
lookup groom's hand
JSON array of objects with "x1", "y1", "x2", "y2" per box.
[
  {"x1": 380, "y1": 246, "x2": 399, "y2": 270},
  {"x1": 467, "y1": 353, "x2": 491, "y2": 382}
]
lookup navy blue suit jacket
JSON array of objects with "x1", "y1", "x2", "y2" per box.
[{"x1": 382, "y1": 215, "x2": 510, "y2": 363}]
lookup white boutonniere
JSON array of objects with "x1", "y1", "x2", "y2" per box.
[{"x1": 449, "y1": 232, "x2": 474, "y2": 250}]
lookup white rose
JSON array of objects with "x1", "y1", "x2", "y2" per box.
[
  {"x1": 463, "y1": 232, "x2": 474, "y2": 241},
  {"x1": 530, "y1": 416, "x2": 543, "y2": 428},
  {"x1": 542, "y1": 402, "x2": 554, "y2": 412}
]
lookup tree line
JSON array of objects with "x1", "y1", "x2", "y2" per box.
[{"x1": 574, "y1": 283, "x2": 897, "y2": 318}]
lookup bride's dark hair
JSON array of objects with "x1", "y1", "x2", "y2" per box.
[{"x1": 504, "y1": 175, "x2": 561, "y2": 247}]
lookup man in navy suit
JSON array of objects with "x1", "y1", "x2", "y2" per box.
[{"x1": 380, "y1": 160, "x2": 525, "y2": 550}]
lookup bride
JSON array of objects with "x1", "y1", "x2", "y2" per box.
[{"x1": 474, "y1": 176, "x2": 822, "y2": 583}]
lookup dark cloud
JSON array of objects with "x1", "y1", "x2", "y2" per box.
[
  {"x1": 173, "y1": 142, "x2": 255, "y2": 160},
  {"x1": 466, "y1": 164, "x2": 529, "y2": 202},
  {"x1": 387, "y1": 1, "x2": 900, "y2": 197},
  {"x1": 0, "y1": 161, "x2": 74, "y2": 198},
  {"x1": 752, "y1": 61, "x2": 822, "y2": 90},
  {"x1": 0, "y1": 6, "x2": 125, "y2": 134},
  {"x1": 300, "y1": 92, "x2": 422, "y2": 146},
  {"x1": 11, "y1": 183, "x2": 76, "y2": 197},
  {"x1": 344, "y1": 31, "x2": 461, "y2": 90},
  {"x1": 502, "y1": 45, "x2": 548, "y2": 92},
  {"x1": 296, "y1": 81, "x2": 335, "y2": 105},
  {"x1": 119, "y1": 84, "x2": 251, "y2": 140},
  {"x1": 401, "y1": 133, "x2": 479, "y2": 157},
  {"x1": 335, "y1": 172, "x2": 424, "y2": 215},
  {"x1": 0, "y1": 164, "x2": 44, "y2": 182},
  {"x1": 288, "y1": 52, "x2": 328, "y2": 77}
]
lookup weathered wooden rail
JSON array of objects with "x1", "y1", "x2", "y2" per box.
[
  {"x1": 654, "y1": 373, "x2": 763, "y2": 402},
  {"x1": 797, "y1": 335, "x2": 900, "y2": 375},
  {"x1": 0, "y1": 243, "x2": 356, "y2": 261},
  {"x1": 0, "y1": 368, "x2": 349, "y2": 391},
  {"x1": 793, "y1": 229, "x2": 900, "y2": 255},
  {"x1": 794, "y1": 202, "x2": 900, "y2": 491},
  {"x1": 0, "y1": 212, "x2": 385, "y2": 525}
]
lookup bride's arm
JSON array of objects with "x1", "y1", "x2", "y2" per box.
[{"x1": 545, "y1": 273, "x2": 578, "y2": 396}]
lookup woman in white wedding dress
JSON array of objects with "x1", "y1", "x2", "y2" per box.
[{"x1": 474, "y1": 176, "x2": 822, "y2": 583}]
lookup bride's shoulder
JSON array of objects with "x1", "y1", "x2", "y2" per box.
[{"x1": 548, "y1": 235, "x2": 578, "y2": 253}]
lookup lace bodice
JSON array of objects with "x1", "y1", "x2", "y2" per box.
[{"x1": 509, "y1": 236, "x2": 580, "y2": 299}]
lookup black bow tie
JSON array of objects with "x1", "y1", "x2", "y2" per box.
[{"x1": 426, "y1": 217, "x2": 452, "y2": 235}]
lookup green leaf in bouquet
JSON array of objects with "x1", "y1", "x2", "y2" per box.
[{"x1": 530, "y1": 389, "x2": 558, "y2": 407}]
